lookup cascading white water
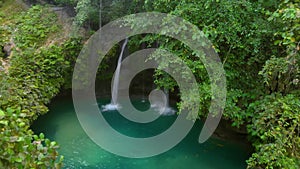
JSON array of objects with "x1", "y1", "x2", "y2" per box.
[
  {"x1": 164, "y1": 88, "x2": 170, "y2": 107},
  {"x1": 111, "y1": 38, "x2": 128, "y2": 105},
  {"x1": 102, "y1": 38, "x2": 128, "y2": 111},
  {"x1": 161, "y1": 89, "x2": 176, "y2": 115},
  {"x1": 102, "y1": 38, "x2": 175, "y2": 115},
  {"x1": 150, "y1": 88, "x2": 176, "y2": 116}
]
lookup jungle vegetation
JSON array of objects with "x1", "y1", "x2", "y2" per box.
[{"x1": 0, "y1": 0, "x2": 299, "y2": 168}]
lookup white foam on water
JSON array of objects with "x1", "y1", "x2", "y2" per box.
[
  {"x1": 101, "y1": 103, "x2": 120, "y2": 112},
  {"x1": 151, "y1": 103, "x2": 176, "y2": 116}
]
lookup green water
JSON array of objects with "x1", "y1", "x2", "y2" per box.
[{"x1": 32, "y1": 97, "x2": 250, "y2": 169}]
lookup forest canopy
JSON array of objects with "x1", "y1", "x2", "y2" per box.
[{"x1": 0, "y1": 0, "x2": 299, "y2": 168}]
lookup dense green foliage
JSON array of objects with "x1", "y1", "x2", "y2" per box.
[
  {"x1": 55, "y1": 0, "x2": 136, "y2": 31},
  {"x1": 19, "y1": 0, "x2": 300, "y2": 168},
  {"x1": 136, "y1": 0, "x2": 300, "y2": 168},
  {"x1": 0, "y1": 107, "x2": 62, "y2": 168},
  {"x1": 247, "y1": 94, "x2": 300, "y2": 168},
  {"x1": 0, "y1": 0, "x2": 299, "y2": 168},
  {"x1": 121, "y1": 0, "x2": 299, "y2": 168},
  {"x1": 0, "y1": 2, "x2": 82, "y2": 168}
]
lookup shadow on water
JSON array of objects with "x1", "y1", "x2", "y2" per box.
[{"x1": 31, "y1": 97, "x2": 252, "y2": 169}]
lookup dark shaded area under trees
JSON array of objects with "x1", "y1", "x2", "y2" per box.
[{"x1": 0, "y1": 0, "x2": 299, "y2": 168}]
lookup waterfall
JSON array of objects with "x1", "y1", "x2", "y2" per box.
[
  {"x1": 163, "y1": 88, "x2": 170, "y2": 107},
  {"x1": 111, "y1": 38, "x2": 128, "y2": 105},
  {"x1": 161, "y1": 89, "x2": 176, "y2": 115},
  {"x1": 102, "y1": 38, "x2": 128, "y2": 111},
  {"x1": 150, "y1": 88, "x2": 176, "y2": 116}
]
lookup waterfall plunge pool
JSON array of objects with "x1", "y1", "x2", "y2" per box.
[{"x1": 32, "y1": 97, "x2": 251, "y2": 169}]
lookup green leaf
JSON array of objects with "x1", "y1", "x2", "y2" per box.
[
  {"x1": 39, "y1": 133, "x2": 44, "y2": 139},
  {"x1": 18, "y1": 122, "x2": 26, "y2": 127},
  {"x1": 0, "y1": 120, "x2": 8, "y2": 126},
  {"x1": 0, "y1": 109, "x2": 5, "y2": 118}
]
